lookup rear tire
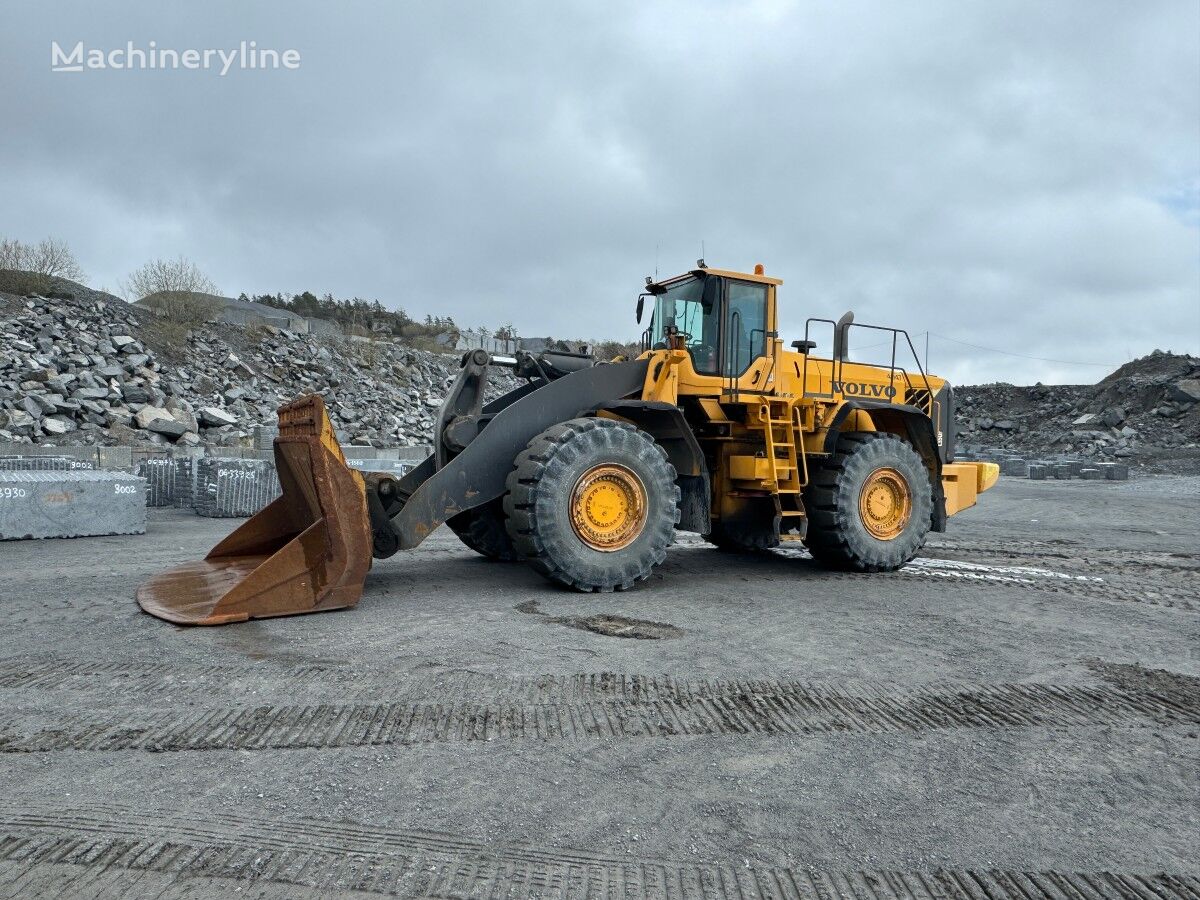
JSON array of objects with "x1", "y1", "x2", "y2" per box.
[
  {"x1": 503, "y1": 418, "x2": 679, "y2": 592},
  {"x1": 803, "y1": 431, "x2": 931, "y2": 571},
  {"x1": 447, "y1": 499, "x2": 519, "y2": 561}
]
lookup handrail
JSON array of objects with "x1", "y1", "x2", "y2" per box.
[
  {"x1": 726, "y1": 309, "x2": 742, "y2": 402},
  {"x1": 799, "y1": 317, "x2": 933, "y2": 415},
  {"x1": 801, "y1": 317, "x2": 838, "y2": 400}
]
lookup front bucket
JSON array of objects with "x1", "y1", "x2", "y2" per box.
[{"x1": 137, "y1": 395, "x2": 373, "y2": 625}]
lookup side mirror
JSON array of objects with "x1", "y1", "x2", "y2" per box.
[{"x1": 636, "y1": 295, "x2": 645, "y2": 324}]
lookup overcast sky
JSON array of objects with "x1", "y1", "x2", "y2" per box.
[{"x1": 3, "y1": 1, "x2": 1197, "y2": 385}]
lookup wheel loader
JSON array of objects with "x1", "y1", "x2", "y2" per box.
[{"x1": 137, "y1": 262, "x2": 998, "y2": 625}]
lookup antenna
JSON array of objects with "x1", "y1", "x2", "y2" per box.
[
  {"x1": 655, "y1": 242, "x2": 659, "y2": 280},
  {"x1": 701, "y1": 239, "x2": 705, "y2": 261}
]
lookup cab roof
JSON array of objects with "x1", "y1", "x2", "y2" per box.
[{"x1": 648, "y1": 266, "x2": 783, "y2": 293}]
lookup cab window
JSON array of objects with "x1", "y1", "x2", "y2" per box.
[
  {"x1": 725, "y1": 281, "x2": 767, "y2": 376},
  {"x1": 650, "y1": 275, "x2": 721, "y2": 374}
]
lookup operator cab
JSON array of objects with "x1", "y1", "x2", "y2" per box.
[{"x1": 638, "y1": 263, "x2": 779, "y2": 378}]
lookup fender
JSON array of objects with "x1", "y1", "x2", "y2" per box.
[
  {"x1": 823, "y1": 399, "x2": 949, "y2": 532},
  {"x1": 593, "y1": 399, "x2": 711, "y2": 534},
  {"x1": 374, "y1": 359, "x2": 651, "y2": 555}
]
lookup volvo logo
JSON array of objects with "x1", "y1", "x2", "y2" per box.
[{"x1": 833, "y1": 381, "x2": 896, "y2": 399}]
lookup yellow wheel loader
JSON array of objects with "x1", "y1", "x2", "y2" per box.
[{"x1": 137, "y1": 263, "x2": 998, "y2": 624}]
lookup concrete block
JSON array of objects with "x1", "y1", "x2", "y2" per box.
[
  {"x1": 1027, "y1": 465, "x2": 1047, "y2": 480},
  {"x1": 1101, "y1": 463, "x2": 1129, "y2": 481},
  {"x1": 1080, "y1": 468, "x2": 1104, "y2": 480},
  {"x1": 348, "y1": 459, "x2": 414, "y2": 477},
  {"x1": 0, "y1": 454, "x2": 95, "y2": 472},
  {"x1": 138, "y1": 456, "x2": 197, "y2": 508},
  {"x1": 0, "y1": 456, "x2": 72, "y2": 471},
  {"x1": 1052, "y1": 464, "x2": 1073, "y2": 480},
  {"x1": 1064, "y1": 460, "x2": 1085, "y2": 477},
  {"x1": 96, "y1": 446, "x2": 132, "y2": 470},
  {"x1": 0, "y1": 471, "x2": 146, "y2": 540},
  {"x1": 1000, "y1": 458, "x2": 1028, "y2": 477},
  {"x1": 253, "y1": 425, "x2": 279, "y2": 451},
  {"x1": 194, "y1": 457, "x2": 281, "y2": 517},
  {"x1": 0, "y1": 444, "x2": 98, "y2": 467}
]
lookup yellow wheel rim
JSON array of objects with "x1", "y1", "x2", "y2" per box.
[
  {"x1": 570, "y1": 464, "x2": 647, "y2": 552},
  {"x1": 859, "y1": 467, "x2": 912, "y2": 541}
]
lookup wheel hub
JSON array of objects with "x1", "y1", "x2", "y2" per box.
[
  {"x1": 570, "y1": 464, "x2": 647, "y2": 551},
  {"x1": 859, "y1": 467, "x2": 912, "y2": 540}
]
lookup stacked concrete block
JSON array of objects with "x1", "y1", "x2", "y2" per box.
[
  {"x1": 1100, "y1": 463, "x2": 1130, "y2": 481},
  {"x1": 348, "y1": 459, "x2": 414, "y2": 477},
  {"x1": 253, "y1": 425, "x2": 280, "y2": 452},
  {"x1": 1028, "y1": 464, "x2": 1048, "y2": 480},
  {"x1": 1000, "y1": 458, "x2": 1028, "y2": 477},
  {"x1": 1064, "y1": 460, "x2": 1085, "y2": 477},
  {"x1": 1052, "y1": 464, "x2": 1073, "y2": 479},
  {"x1": 137, "y1": 457, "x2": 197, "y2": 508},
  {"x1": 1080, "y1": 468, "x2": 1104, "y2": 480},
  {"x1": 194, "y1": 457, "x2": 281, "y2": 518},
  {"x1": 0, "y1": 445, "x2": 99, "y2": 469},
  {"x1": 96, "y1": 446, "x2": 133, "y2": 471},
  {"x1": 0, "y1": 471, "x2": 146, "y2": 540},
  {"x1": 0, "y1": 456, "x2": 73, "y2": 471}
]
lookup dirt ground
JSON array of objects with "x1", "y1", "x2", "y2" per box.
[{"x1": 0, "y1": 475, "x2": 1197, "y2": 899}]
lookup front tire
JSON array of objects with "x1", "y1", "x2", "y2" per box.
[
  {"x1": 803, "y1": 432, "x2": 932, "y2": 571},
  {"x1": 503, "y1": 418, "x2": 679, "y2": 592}
]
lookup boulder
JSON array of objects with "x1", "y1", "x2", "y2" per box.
[
  {"x1": 41, "y1": 415, "x2": 77, "y2": 435},
  {"x1": 1101, "y1": 406, "x2": 1126, "y2": 428},
  {"x1": 134, "y1": 405, "x2": 175, "y2": 430},
  {"x1": 122, "y1": 385, "x2": 151, "y2": 404},
  {"x1": 146, "y1": 417, "x2": 188, "y2": 439},
  {"x1": 1166, "y1": 379, "x2": 1200, "y2": 405},
  {"x1": 198, "y1": 406, "x2": 238, "y2": 427}
]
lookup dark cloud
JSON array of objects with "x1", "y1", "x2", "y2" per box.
[{"x1": 3, "y1": 0, "x2": 1197, "y2": 384}]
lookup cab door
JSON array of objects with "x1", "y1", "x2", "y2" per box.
[{"x1": 722, "y1": 279, "x2": 769, "y2": 380}]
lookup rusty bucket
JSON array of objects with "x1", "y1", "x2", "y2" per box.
[{"x1": 137, "y1": 395, "x2": 373, "y2": 625}]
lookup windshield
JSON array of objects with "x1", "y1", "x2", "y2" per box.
[{"x1": 649, "y1": 275, "x2": 720, "y2": 374}]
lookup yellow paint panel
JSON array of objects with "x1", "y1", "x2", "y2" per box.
[
  {"x1": 696, "y1": 397, "x2": 730, "y2": 421},
  {"x1": 730, "y1": 455, "x2": 771, "y2": 481},
  {"x1": 941, "y1": 462, "x2": 1000, "y2": 517}
]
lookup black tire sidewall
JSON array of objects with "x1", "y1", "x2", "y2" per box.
[
  {"x1": 507, "y1": 420, "x2": 678, "y2": 590},
  {"x1": 810, "y1": 434, "x2": 932, "y2": 570}
]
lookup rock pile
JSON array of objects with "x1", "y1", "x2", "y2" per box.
[
  {"x1": 3, "y1": 281, "x2": 1197, "y2": 474},
  {"x1": 956, "y1": 351, "x2": 1200, "y2": 471},
  {"x1": 1, "y1": 287, "x2": 521, "y2": 450}
]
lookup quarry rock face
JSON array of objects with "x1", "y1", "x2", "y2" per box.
[
  {"x1": 0, "y1": 287, "x2": 520, "y2": 452},
  {"x1": 955, "y1": 351, "x2": 1200, "y2": 469},
  {"x1": 2, "y1": 284, "x2": 1197, "y2": 471}
]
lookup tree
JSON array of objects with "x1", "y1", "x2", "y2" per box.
[
  {"x1": 123, "y1": 256, "x2": 221, "y2": 327},
  {"x1": 0, "y1": 236, "x2": 86, "y2": 281},
  {"x1": 122, "y1": 256, "x2": 218, "y2": 300}
]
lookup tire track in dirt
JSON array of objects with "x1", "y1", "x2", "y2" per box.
[
  {"x1": 0, "y1": 666, "x2": 1196, "y2": 753},
  {"x1": 915, "y1": 541, "x2": 1199, "y2": 611},
  {"x1": 1, "y1": 804, "x2": 1197, "y2": 900},
  {"x1": 763, "y1": 545, "x2": 1198, "y2": 611}
]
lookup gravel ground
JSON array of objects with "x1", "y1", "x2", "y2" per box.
[{"x1": 0, "y1": 475, "x2": 1197, "y2": 898}]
